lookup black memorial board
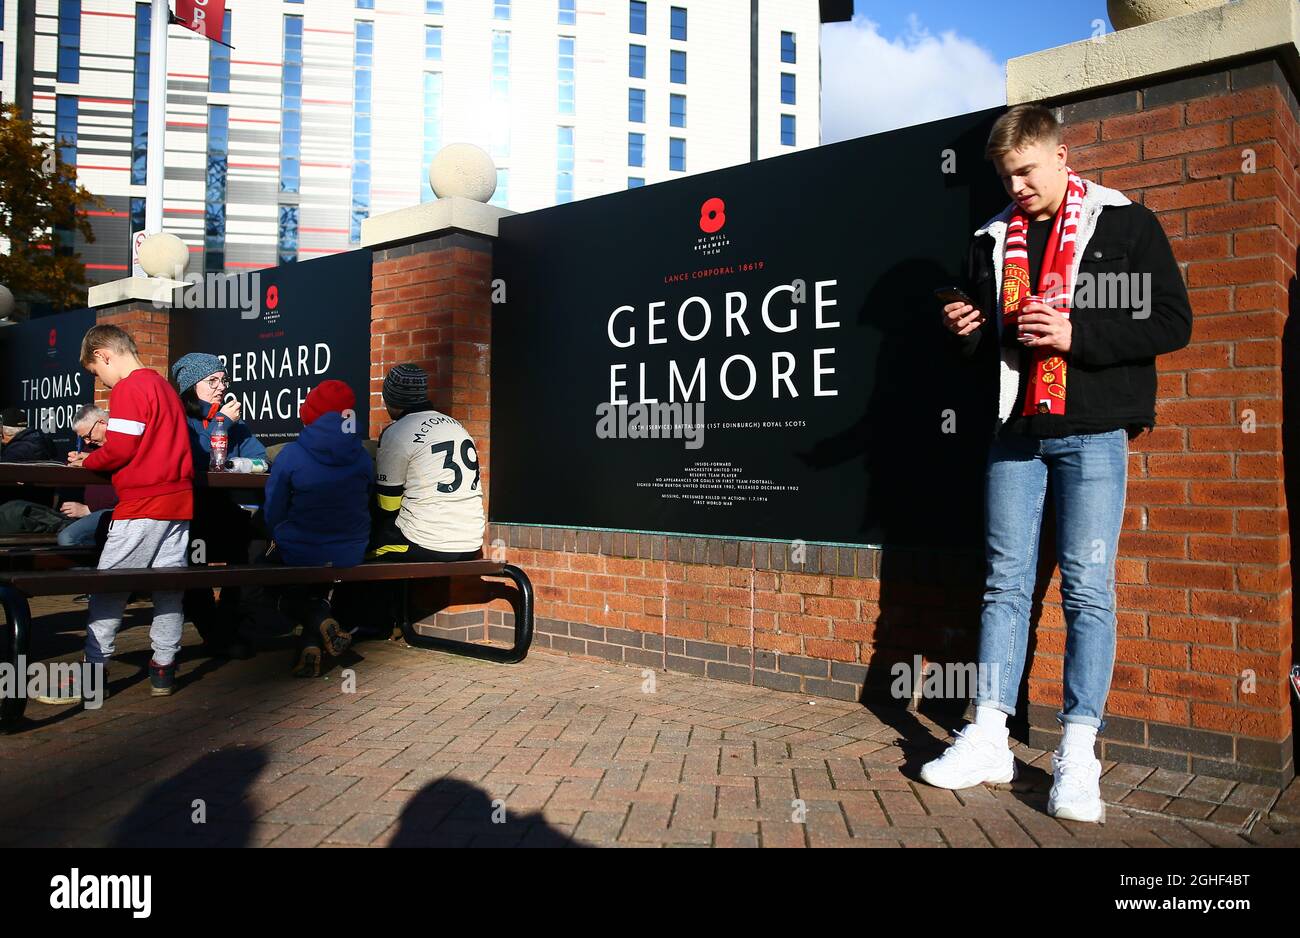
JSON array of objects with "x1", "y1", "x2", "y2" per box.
[
  {"x1": 0, "y1": 307, "x2": 97, "y2": 457},
  {"x1": 491, "y1": 108, "x2": 1009, "y2": 550},
  {"x1": 169, "y1": 249, "x2": 373, "y2": 443}
]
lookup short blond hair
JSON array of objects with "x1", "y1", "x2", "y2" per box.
[
  {"x1": 79, "y1": 324, "x2": 139, "y2": 366},
  {"x1": 985, "y1": 104, "x2": 1062, "y2": 161}
]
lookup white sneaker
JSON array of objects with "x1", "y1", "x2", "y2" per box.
[
  {"x1": 919, "y1": 723, "x2": 1016, "y2": 790},
  {"x1": 1048, "y1": 753, "x2": 1105, "y2": 823}
]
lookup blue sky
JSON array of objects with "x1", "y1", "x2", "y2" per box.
[{"x1": 821, "y1": 0, "x2": 1113, "y2": 143}]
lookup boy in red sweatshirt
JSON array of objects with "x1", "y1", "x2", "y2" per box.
[{"x1": 64, "y1": 325, "x2": 195, "y2": 698}]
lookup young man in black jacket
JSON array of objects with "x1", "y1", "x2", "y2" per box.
[{"x1": 921, "y1": 105, "x2": 1192, "y2": 823}]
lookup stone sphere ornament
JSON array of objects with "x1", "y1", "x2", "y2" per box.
[
  {"x1": 428, "y1": 143, "x2": 498, "y2": 203},
  {"x1": 1107, "y1": 0, "x2": 1224, "y2": 30},
  {"x1": 138, "y1": 232, "x2": 190, "y2": 279},
  {"x1": 0, "y1": 283, "x2": 14, "y2": 319}
]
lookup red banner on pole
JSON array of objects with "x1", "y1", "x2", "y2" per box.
[{"x1": 173, "y1": 0, "x2": 227, "y2": 44}]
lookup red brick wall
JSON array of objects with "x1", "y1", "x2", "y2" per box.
[{"x1": 1047, "y1": 60, "x2": 1297, "y2": 778}]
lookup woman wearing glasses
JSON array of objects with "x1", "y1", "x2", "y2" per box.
[{"x1": 171, "y1": 352, "x2": 269, "y2": 659}]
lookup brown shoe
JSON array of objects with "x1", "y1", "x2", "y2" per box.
[
  {"x1": 317, "y1": 616, "x2": 352, "y2": 657},
  {"x1": 291, "y1": 645, "x2": 321, "y2": 678}
]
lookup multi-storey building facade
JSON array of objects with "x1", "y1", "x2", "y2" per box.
[{"x1": 2, "y1": 0, "x2": 849, "y2": 281}]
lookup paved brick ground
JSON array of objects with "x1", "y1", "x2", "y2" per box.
[{"x1": 0, "y1": 596, "x2": 1296, "y2": 848}]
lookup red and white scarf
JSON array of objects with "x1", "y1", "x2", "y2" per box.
[{"x1": 1000, "y1": 167, "x2": 1086, "y2": 417}]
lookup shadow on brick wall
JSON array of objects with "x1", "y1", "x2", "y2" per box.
[{"x1": 1282, "y1": 242, "x2": 1300, "y2": 772}]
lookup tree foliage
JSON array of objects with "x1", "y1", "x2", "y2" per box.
[{"x1": 0, "y1": 102, "x2": 105, "y2": 315}]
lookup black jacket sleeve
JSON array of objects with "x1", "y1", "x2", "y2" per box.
[{"x1": 1070, "y1": 207, "x2": 1193, "y2": 367}]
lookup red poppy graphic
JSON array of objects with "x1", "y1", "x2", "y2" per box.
[{"x1": 699, "y1": 197, "x2": 726, "y2": 234}]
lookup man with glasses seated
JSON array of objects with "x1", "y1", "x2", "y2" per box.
[
  {"x1": 55, "y1": 405, "x2": 117, "y2": 549},
  {"x1": 170, "y1": 352, "x2": 269, "y2": 658}
]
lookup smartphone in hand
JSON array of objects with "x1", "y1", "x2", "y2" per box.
[{"x1": 933, "y1": 286, "x2": 976, "y2": 308}]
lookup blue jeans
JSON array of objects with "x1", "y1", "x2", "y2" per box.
[
  {"x1": 975, "y1": 428, "x2": 1128, "y2": 730},
  {"x1": 57, "y1": 508, "x2": 111, "y2": 547}
]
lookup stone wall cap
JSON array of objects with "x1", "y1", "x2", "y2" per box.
[
  {"x1": 360, "y1": 196, "x2": 516, "y2": 248},
  {"x1": 88, "y1": 276, "x2": 187, "y2": 310},
  {"x1": 1008, "y1": 0, "x2": 1300, "y2": 104}
]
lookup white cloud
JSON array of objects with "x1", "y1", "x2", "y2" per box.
[{"x1": 820, "y1": 14, "x2": 1006, "y2": 144}]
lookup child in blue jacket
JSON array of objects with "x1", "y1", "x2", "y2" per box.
[{"x1": 256, "y1": 380, "x2": 373, "y2": 676}]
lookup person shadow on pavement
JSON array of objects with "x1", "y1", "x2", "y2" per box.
[
  {"x1": 389, "y1": 778, "x2": 583, "y2": 848},
  {"x1": 108, "y1": 746, "x2": 267, "y2": 848}
]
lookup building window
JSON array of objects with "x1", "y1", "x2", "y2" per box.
[
  {"x1": 280, "y1": 14, "x2": 303, "y2": 194},
  {"x1": 425, "y1": 25, "x2": 442, "y2": 62},
  {"x1": 558, "y1": 37, "x2": 575, "y2": 115},
  {"x1": 58, "y1": 0, "x2": 80, "y2": 83},
  {"x1": 489, "y1": 168, "x2": 509, "y2": 209},
  {"x1": 129, "y1": 196, "x2": 145, "y2": 264},
  {"x1": 129, "y1": 197, "x2": 145, "y2": 238},
  {"x1": 205, "y1": 105, "x2": 229, "y2": 273},
  {"x1": 781, "y1": 113, "x2": 796, "y2": 146},
  {"x1": 494, "y1": 0, "x2": 510, "y2": 21},
  {"x1": 351, "y1": 20, "x2": 374, "y2": 243},
  {"x1": 558, "y1": 0, "x2": 576, "y2": 26},
  {"x1": 55, "y1": 95, "x2": 77, "y2": 168},
  {"x1": 426, "y1": 1, "x2": 443, "y2": 12},
  {"x1": 628, "y1": 132, "x2": 644, "y2": 168},
  {"x1": 209, "y1": 10, "x2": 232, "y2": 93},
  {"x1": 669, "y1": 93, "x2": 685, "y2": 128},
  {"x1": 490, "y1": 31, "x2": 510, "y2": 159},
  {"x1": 421, "y1": 71, "x2": 443, "y2": 203},
  {"x1": 781, "y1": 31, "x2": 796, "y2": 64},
  {"x1": 556, "y1": 126, "x2": 574, "y2": 204},
  {"x1": 278, "y1": 205, "x2": 299, "y2": 265},
  {"x1": 669, "y1": 137, "x2": 685, "y2": 172},
  {"x1": 670, "y1": 6, "x2": 687, "y2": 41},
  {"x1": 131, "y1": 2, "x2": 151, "y2": 185},
  {"x1": 628, "y1": 177, "x2": 644, "y2": 188},
  {"x1": 628, "y1": 88, "x2": 645, "y2": 123},
  {"x1": 629, "y1": 44, "x2": 645, "y2": 79},
  {"x1": 629, "y1": 0, "x2": 646, "y2": 35},
  {"x1": 781, "y1": 72, "x2": 796, "y2": 105},
  {"x1": 670, "y1": 50, "x2": 686, "y2": 84}
]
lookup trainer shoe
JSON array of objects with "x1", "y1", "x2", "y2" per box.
[
  {"x1": 32, "y1": 664, "x2": 84, "y2": 706},
  {"x1": 148, "y1": 660, "x2": 177, "y2": 697},
  {"x1": 1048, "y1": 753, "x2": 1105, "y2": 823},
  {"x1": 919, "y1": 723, "x2": 1017, "y2": 790}
]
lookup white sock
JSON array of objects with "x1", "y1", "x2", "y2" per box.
[
  {"x1": 974, "y1": 705, "x2": 1008, "y2": 739},
  {"x1": 1059, "y1": 723, "x2": 1098, "y2": 761}
]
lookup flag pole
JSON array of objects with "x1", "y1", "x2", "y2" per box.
[{"x1": 144, "y1": 0, "x2": 170, "y2": 237}]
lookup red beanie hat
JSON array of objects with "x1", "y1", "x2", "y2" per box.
[{"x1": 300, "y1": 379, "x2": 355, "y2": 426}]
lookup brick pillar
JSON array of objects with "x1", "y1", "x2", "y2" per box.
[
  {"x1": 89, "y1": 295, "x2": 174, "y2": 408},
  {"x1": 1024, "y1": 58, "x2": 1299, "y2": 784},
  {"x1": 367, "y1": 214, "x2": 503, "y2": 637},
  {"x1": 368, "y1": 233, "x2": 494, "y2": 505}
]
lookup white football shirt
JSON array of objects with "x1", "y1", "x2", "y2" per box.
[{"x1": 376, "y1": 408, "x2": 485, "y2": 553}]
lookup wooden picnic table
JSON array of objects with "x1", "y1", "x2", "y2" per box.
[{"x1": 0, "y1": 463, "x2": 267, "y2": 489}]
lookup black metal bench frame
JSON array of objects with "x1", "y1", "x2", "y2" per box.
[{"x1": 0, "y1": 560, "x2": 534, "y2": 731}]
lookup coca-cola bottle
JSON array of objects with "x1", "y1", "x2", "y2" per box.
[{"x1": 209, "y1": 414, "x2": 229, "y2": 471}]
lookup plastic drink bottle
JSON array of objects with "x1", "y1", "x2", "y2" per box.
[{"x1": 209, "y1": 415, "x2": 229, "y2": 471}]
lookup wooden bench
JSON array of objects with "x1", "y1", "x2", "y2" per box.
[
  {"x1": 0, "y1": 535, "x2": 99, "y2": 572},
  {"x1": 0, "y1": 559, "x2": 534, "y2": 730}
]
